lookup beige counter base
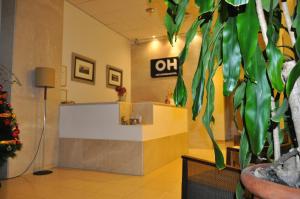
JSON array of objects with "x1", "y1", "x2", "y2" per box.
[{"x1": 58, "y1": 133, "x2": 188, "y2": 175}]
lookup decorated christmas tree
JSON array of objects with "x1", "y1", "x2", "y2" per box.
[{"x1": 0, "y1": 84, "x2": 21, "y2": 166}]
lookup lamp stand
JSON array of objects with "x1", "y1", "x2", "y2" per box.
[{"x1": 33, "y1": 87, "x2": 53, "y2": 176}]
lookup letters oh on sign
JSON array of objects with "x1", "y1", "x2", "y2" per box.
[{"x1": 150, "y1": 57, "x2": 179, "y2": 78}]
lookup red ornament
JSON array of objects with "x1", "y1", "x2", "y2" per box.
[
  {"x1": 13, "y1": 129, "x2": 20, "y2": 134},
  {"x1": 4, "y1": 119, "x2": 11, "y2": 126}
]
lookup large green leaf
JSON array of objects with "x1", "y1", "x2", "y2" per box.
[
  {"x1": 239, "y1": 129, "x2": 252, "y2": 169},
  {"x1": 192, "y1": 21, "x2": 212, "y2": 119},
  {"x1": 293, "y1": 0, "x2": 300, "y2": 33},
  {"x1": 179, "y1": 18, "x2": 204, "y2": 66},
  {"x1": 236, "y1": 0, "x2": 259, "y2": 80},
  {"x1": 245, "y1": 46, "x2": 271, "y2": 155},
  {"x1": 175, "y1": 0, "x2": 189, "y2": 32},
  {"x1": 164, "y1": 0, "x2": 189, "y2": 45},
  {"x1": 234, "y1": 82, "x2": 246, "y2": 109},
  {"x1": 261, "y1": 0, "x2": 278, "y2": 12},
  {"x1": 173, "y1": 75, "x2": 187, "y2": 106},
  {"x1": 271, "y1": 99, "x2": 288, "y2": 122},
  {"x1": 225, "y1": 0, "x2": 249, "y2": 6},
  {"x1": 195, "y1": 0, "x2": 214, "y2": 15},
  {"x1": 286, "y1": 61, "x2": 300, "y2": 97},
  {"x1": 266, "y1": 25, "x2": 284, "y2": 92},
  {"x1": 233, "y1": 82, "x2": 246, "y2": 130},
  {"x1": 203, "y1": 65, "x2": 225, "y2": 169},
  {"x1": 165, "y1": 13, "x2": 176, "y2": 45},
  {"x1": 174, "y1": 18, "x2": 203, "y2": 108},
  {"x1": 223, "y1": 17, "x2": 241, "y2": 96},
  {"x1": 235, "y1": 181, "x2": 245, "y2": 199},
  {"x1": 202, "y1": 26, "x2": 225, "y2": 169}
]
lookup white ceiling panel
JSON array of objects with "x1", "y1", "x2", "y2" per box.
[{"x1": 66, "y1": 0, "x2": 199, "y2": 41}]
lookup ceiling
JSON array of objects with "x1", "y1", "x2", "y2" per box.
[{"x1": 67, "y1": 0, "x2": 199, "y2": 42}]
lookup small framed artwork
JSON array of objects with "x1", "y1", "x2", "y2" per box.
[
  {"x1": 71, "y1": 53, "x2": 96, "y2": 85},
  {"x1": 106, "y1": 65, "x2": 122, "y2": 88}
]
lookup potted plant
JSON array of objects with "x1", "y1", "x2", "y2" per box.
[
  {"x1": 0, "y1": 65, "x2": 22, "y2": 186},
  {"x1": 115, "y1": 86, "x2": 127, "y2": 101},
  {"x1": 163, "y1": 0, "x2": 300, "y2": 198}
]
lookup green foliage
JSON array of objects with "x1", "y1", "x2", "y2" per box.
[
  {"x1": 266, "y1": 25, "x2": 284, "y2": 92},
  {"x1": 164, "y1": 0, "x2": 299, "y2": 171},
  {"x1": 261, "y1": 0, "x2": 278, "y2": 11},
  {"x1": 293, "y1": 0, "x2": 300, "y2": 57},
  {"x1": 225, "y1": 0, "x2": 249, "y2": 6},
  {"x1": 271, "y1": 99, "x2": 288, "y2": 122},
  {"x1": 286, "y1": 61, "x2": 300, "y2": 96},
  {"x1": 245, "y1": 46, "x2": 271, "y2": 155},
  {"x1": 174, "y1": 75, "x2": 188, "y2": 107},
  {"x1": 195, "y1": 0, "x2": 214, "y2": 14},
  {"x1": 164, "y1": 0, "x2": 189, "y2": 45},
  {"x1": 236, "y1": 0, "x2": 259, "y2": 80},
  {"x1": 223, "y1": 17, "x2": 241, "y2": 96}
]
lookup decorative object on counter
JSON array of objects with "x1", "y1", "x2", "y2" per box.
[
  {"x1": 129, "y1": 113, "x2": 142, "y2": 125},
  {"x1": 72, "y1": 53, "x2": 96, "y2": 85},
  {"x1": 120, "y1": 116, "x2": 129, "y2": 125},
  {"x1": 106, "y1": 65, "x2": 123, "y2": 88},
  {"x1": 34, "y1": 67, "x2": 55, "y2": 176},
  {"x1": 115, "y1": 86, "x2": 126, "y2": 101},
  {"x1": 0, "y1": 84, "x2": 22, "y2": 167},
  {"x1": 164, "y1": 90, "x2": 174, "y2": 105}
]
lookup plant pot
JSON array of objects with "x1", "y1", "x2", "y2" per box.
[
  {"x1": 241, "y1": 163, "x2": 300, "y2": 199},
  {"x1": 118, "y1": 95, "x2": 126, "y2": 102}
]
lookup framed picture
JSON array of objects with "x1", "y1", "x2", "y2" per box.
[
  {"x1": 106, "y1": 65, "x2": 122, "y2": 88},
  {"x1": 71, "y1": 53, "x2": 96, "y2": 85}
]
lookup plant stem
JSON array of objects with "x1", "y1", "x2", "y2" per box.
[
  {"x1": 281, "y1": 1, "x2": 296, "y2": 45},
  {"x1": 255, "y1": 0, "x2": 268, "y2": 45},
  {"x1": 255, "y1": 0, "x2": 283, "y2": 160},
  {"x1": 282, "y1": 61, "x2": 300, "y2": 151},
  {"x1": 271, "y1": 97, "x2": 281, "y2": 161}
]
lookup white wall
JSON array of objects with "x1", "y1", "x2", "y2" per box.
[
  {"x1": 62, "y1": 2, "x2": 131, "y2": 103},
  {"x1": 8, "y1": 0, "x2": 63, "y2": 177}
]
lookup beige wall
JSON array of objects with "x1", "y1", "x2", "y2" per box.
[
  {"x1": 62, "y1": 2, "x2": 131, "y2": 103},
  {"x1": 7, "y1": 0, "x2": 64, "y2": 177},
  {"x1": 131, "y1": 37, "x2": 225, "y2": 148}
]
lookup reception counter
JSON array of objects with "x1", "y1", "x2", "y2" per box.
[{"x1": 58, "y1": 102, "x2": 188, "y2": 175}]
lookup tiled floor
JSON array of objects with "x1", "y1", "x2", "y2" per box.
[
  {"x1": 0, "y1": 144, "x2": 233, "y2": 199},
  {"x1": 0, "y1": 159, "x2": 182, "y2": 199}
]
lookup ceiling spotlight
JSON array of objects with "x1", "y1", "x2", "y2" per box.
[{"x1": 145, "y1": 7, "x2": 156, "y2": 13}]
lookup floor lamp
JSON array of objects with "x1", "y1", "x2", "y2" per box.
[{"x1": 33, "y1": 67, "x2": 55, "y2": 175}]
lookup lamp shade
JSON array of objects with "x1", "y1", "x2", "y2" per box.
[{"x1": 35, "y1": 67, "x2": 55, "y2": 88}]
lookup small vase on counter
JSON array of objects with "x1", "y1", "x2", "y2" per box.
[{"x1": 118, "y1": 94, "x2": 126, "y2": 102}]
